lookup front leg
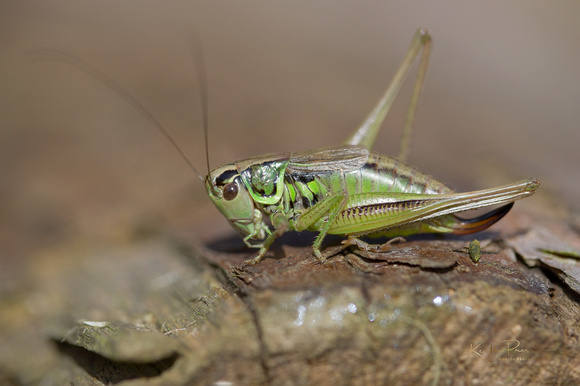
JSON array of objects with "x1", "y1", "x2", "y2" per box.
[
  {"x1": 247, "y1": 193, "x2": 347, "y2": 264},
  {"x1": 245, "y1": 212, "x2": 289, "y2": 265},
  {"x1": 294, "y1": 193, "x2": 348, "y2": 262}
]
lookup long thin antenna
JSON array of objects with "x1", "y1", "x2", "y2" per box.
[
  {"x1": 188, "y1": 32, "x2": 211, "y2": 176},
  {"x1": 24, "y1": 49, "x2": 205, "y2": 181}
]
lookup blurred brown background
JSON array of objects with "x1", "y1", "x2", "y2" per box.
[{"x1": 1, "y1": 1, "x2": 579, "y2": 281}]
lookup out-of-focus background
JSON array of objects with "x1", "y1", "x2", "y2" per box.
[{"x1": 1, "y1": 1, "x2": 579, "y2": 281}]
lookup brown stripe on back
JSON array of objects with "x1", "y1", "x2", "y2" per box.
[{"x1": 367, "y1": 152, "x2": 452, "y2": 194}]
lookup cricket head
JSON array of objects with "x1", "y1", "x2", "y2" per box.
[
  {"x1": 205, "y1": 164, "x2": 269, "y2": 242},
  {"x1": 206, "y1": 154, "x2": 291, "y2": 245}
]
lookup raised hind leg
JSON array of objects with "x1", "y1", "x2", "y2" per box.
[{"x1": 343, "y1": 28, "x2": 432, "y2": 163}]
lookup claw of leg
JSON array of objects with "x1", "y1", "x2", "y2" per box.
[
  {"x1": 378, "y1": 236, "x2": 406, "y2": 250},
  {"x1": 245, "y1": 255, "x2": 262, "y2": 265},
  {"x1": 245, "y1": 248, "x2": 267, "y2": 265},
  {"x1": 341, "y1": 236, "x2": 407, "y2": 252},
  {"x1": 342, "y1": 237, "x2": 376, "y2": 251},
  {"x1": 314, "y1": 247, "x2": 326, "y2": 263}
]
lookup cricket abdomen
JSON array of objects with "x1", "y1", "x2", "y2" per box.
[
  {"x1": 343, "y1": 152, "x2": 452, "y2": 196},
  {"x1": 324, "y1": 153, "x2": 454, "y2": 235}
]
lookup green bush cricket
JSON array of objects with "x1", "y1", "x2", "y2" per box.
[
  {"x1": 205, "y1": 29, "x2": 539, "y2": 264},
  {"x1": 30, "y1": 29, "x2": 539, "y2": 265}
]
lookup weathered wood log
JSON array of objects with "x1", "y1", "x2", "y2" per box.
[{"x1": 2, "y1": 209, "x2": 579, "y2": 385}]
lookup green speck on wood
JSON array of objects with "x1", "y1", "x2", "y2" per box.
[{"x1": 468, "y1": 239, "x2": 481, "y2": 263}]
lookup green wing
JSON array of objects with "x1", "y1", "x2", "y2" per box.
[{"x1": 287, "y1": 145, "x2": 369, "y2": 173}]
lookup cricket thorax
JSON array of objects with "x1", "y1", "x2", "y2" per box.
[{"x1": 282, "y1": 173, "x2": 328, "y2": 214}]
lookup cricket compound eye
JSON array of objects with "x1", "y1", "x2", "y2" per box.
[{"x1": 223, "y1": 182, "x2": 238, "y2": 201}]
